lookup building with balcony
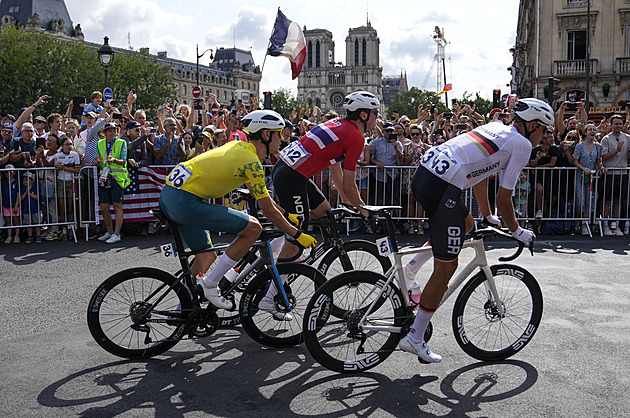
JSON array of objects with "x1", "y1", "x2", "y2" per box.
[{"x1": 510, "y1": 0, "x2": 630, "y2": 115}]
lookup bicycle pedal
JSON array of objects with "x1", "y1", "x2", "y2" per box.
[
  {"x1": 218, "y1": 277, "x2": 232, "y2": 294},
  {"x1": 194, "y1": 284, "x2": 209, "y2": 302}
]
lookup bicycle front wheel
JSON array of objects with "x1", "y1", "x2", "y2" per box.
[
  {"x1": 317, "y1": 240, "x2": 392, "y2": 278},
  {"x1": 87, "y1": 267, "x2": 192, "y2": 359},
  {"x1": 452, "y1": 264, "x2": 543, "y2": 362},
  {"x1": 240, "y1": 263, "x2": 326, "y2": 348},
  {"x1": 303, "y1": 271, "x2": 407, "y2": 373}
]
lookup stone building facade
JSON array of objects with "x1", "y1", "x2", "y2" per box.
[
  {"x1": 0, "y1": 0, "x2": 260, "y2": 108},
  {"x1": 297, "y1": 23, "x2": 384, "y2": 113},
  {"x1": 510, "y1": 0, "x2": 630, "y2": 115}
]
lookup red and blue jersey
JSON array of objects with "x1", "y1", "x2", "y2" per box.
[{"x1": 281, "y1": 118, "x2": 364, "y2": 178}]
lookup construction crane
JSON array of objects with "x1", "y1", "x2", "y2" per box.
[{"x1": 433, "y1": 26, "x2": 449, "y2": 104}]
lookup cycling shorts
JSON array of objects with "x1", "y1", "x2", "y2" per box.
[
  {"x1": 159, "y1": 184, "x2": 250, "y2": 251},
  {"x1": 271, "y1": 159, "x2": 326, "y2": 229},
  {"x1": 411, "y1": 165, "x2": 468, "y2": 261}
]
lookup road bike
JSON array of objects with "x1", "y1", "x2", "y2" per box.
[
  {"x1": 302, "y1": 205, "x2": 543, "y2": 373},
  {"x1": 87, "y1": 206, "x2": 326, "y2": 359}
]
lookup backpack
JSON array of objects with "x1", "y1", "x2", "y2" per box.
[{"x1": 540, "y1": 201, "x2": 573, "y2": 235}]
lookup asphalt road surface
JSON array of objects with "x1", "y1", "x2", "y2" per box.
[{"x1": 1, "y1": 231, "x2": 629, "y2": 417}]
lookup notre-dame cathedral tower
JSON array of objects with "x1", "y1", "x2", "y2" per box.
[{"x1": 297, "y1": 22, "x2": 383, "y2": 114}]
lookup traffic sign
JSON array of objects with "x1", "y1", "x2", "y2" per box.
[
  {"x1": 103, "y1": 87, "x2": 113, "y2": 101},
  {"x1": 192, "y1": 85, "x2": 202, "y2": 98},
  {"x1": 210, "y1": 103, "x2": 219, "y2": 116}
]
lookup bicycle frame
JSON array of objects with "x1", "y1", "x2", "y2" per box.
[{"x1": 358, "y1": 237, "x2": 504, "y2": 334}]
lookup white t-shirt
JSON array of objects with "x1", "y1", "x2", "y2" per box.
[
  {"x1": 601, "y1": 131, "x2": 630, "y2": 173},
  {"x1": 52, "y1": 150, "x2": 80, "y2": 181},
  {"x1": 71, "y1": 135, "x2": 86, "y2": 158},
  {"x1": 421, "y1": 122, "x2": 532, "y2": 190}
]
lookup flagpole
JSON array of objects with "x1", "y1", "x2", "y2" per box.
[{"x1": 260, "y1": 7, "x2": 281, "y2": 81}]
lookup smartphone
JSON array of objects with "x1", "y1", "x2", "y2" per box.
[
  {"x1": 150, "y1": 128, "x2": 158, "y2": 134},
  {"x1": 605, "y1": 111, "x2": 614, "y2": 119},
  {"x1": 193, "y1": 98, "x2": 203, "y2": 110},
  {"x1": 13, "y1": 142, "x2": 20, "y2": 151},
  {"x1": 72, "y1": 96, "x2": 85, "y2": 116},
  {"x1": 444, "y1": 112, "x2": 452, "y2": 119},
  {"x1": 388, "y1": 133, "x2": 397, "y2": 142},
  {"x1": 566, "y1": 103, "x2": 577, "y2": 111},
  {"x1": 36, "y1": 137, "x2": 45, "y2": 148},
  {"x1": 498, "y1": 113, "x2": 508, "y2": 118},
  {"x1": 110, "y1": 100, "x2": 117, "y2": 107},
  {"x1": 455, "y1": 124, "x2": 467, "y2": 130},
  {"x1": 112, "y1": 113, "x2": 123, "y2": 120}
]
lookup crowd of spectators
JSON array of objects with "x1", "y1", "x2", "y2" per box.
[{"x1": 1, "y1": 90, "x2": 630, "y2": 244}]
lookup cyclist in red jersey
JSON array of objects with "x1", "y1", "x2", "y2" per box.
[{"x1": 272, "y1": 91, "x2": 379, "y2": 257}]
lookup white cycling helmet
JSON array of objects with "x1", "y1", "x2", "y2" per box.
[
  {"x1": 241, "y1": 110, "x2": 285, "y2": 134},
  {"x1": 343, "y1": 91, "x2": 380, "y2": 112},
  {"x1": 513, "y1": 98, "x2": 555, "y2": 128}
]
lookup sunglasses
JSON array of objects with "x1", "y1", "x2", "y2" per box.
[
  {"x1": 411, "y1": 132, "x2": 421, "y2": 136},
  {"x1": 566, "y1": 136, "x2": 577, "y2": 140}
]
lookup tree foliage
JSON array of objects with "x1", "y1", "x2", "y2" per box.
[
  {"x1": 387, "y1": 87, "x2": 450, "y2": 120},
  {"x1": 270, "y1": 87, "x2": 303, "y2": 119},
  {"x1": 388, "y1": 87, "x2": 494, "y2": 121},
  {"x1": 0, "y1": 25, "x2": 176, "y2": 121}
]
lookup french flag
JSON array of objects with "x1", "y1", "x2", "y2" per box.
[{"x1": 267, "y1": 9, "x2": 306, "y2": 80}]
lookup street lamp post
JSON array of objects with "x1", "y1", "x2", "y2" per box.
[
  {"x1": 97, "y1": 36, "x2": 115, "y2": 87},
  {"x1": 196, "y1": 44, "x2": 213, "y2": 118}
]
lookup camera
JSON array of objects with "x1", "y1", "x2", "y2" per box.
[{"x1": 43, "y1": 95, "x2": 50, "y2": 102}]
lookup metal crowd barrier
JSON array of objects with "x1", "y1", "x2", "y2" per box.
[{"x1": 3, "y1": 164, "x2": 628, "y2": 243}]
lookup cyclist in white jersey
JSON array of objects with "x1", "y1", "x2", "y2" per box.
[{"x1": 399, "y1": 98, "x2": 554, "y2": 363}]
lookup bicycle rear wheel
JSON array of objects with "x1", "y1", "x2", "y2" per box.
[
  {"x1": 317, "y1": 240, "x2": 392, "y2": 278},
  {"x1": 452, "y1": 264, "x2": 543, "y2": 361},
  {"x1": 87, "y1": 267, "x2": 192, "y2": 359},
  {"x1": 303, "y1": 271, "x2": 407, "y2": 373},
  {"x1": 240, "y1": 263, "x2": 326, "y2": 347}
]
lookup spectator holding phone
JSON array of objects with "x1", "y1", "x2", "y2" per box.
[
  {"x1": 35, "y1": 134, "x2": 61, "y2": 240},
  {"x1": 52, "y1": 137, "x2": 80, "y2": 240},
  {"x1": 600, "y1": 114, "x2": 630, "y2": 236},
  {"x1": 153, "y1": 117, "x2": 185, "y2": 165},
  {"x1": 370, "y1": 122, "x2": 404, "y2": 208},
  {"x1": 9, "y1": 122, "x2": 37, "y2": 169},
  {"x1": 528, "y1": 128, "x2": 559, "y2": 218},
  {"x1": 1, "y1": 123, "x2": 14, "y2": 167}
]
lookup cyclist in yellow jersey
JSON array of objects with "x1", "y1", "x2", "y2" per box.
[{"x1": 159, "y1": 110, "x2": 316, "y2": 310}]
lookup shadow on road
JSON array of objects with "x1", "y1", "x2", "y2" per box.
[{"x1": 38, "y1": 326, "x2": 538, "y2": 417}]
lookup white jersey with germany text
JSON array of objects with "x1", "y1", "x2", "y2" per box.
[{"x1": 420, "y1": 122, "x2": 532, "y2": 190}]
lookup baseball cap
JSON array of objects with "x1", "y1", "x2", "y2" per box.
[
  {"x1": 102, "y1": 122, "x2": 118, "y2": 131},
  {"x1": 126, "y1": 120, "x2": 141, "y2": 130},
  {"x1": 23, "y1": 171, "x2": 35, "y2": 180},
  {"x1": 1, "y1": 123, "x2": 12, "y2": 131},
  {"x1": 34, "y1": 116, "x2": 47, "y2": 123},
  {"x1": 2, "y1": 114, "x2": 16, "y2": 122},
  {"x1": 204, "y1": 124, "x2": 217, "y2": 133},
  {"x1": 85, "y1": 111, "x2": 97, "y2": 119},
  {"x1": 4, "y1": 164, "x2": 15, "y2": 170},
  {"x1": 284, "y1": 119, "x2": 296, "y2": 128},
  {"x1": 383, "y1": 122, "x2": 395, "y2": 131}
]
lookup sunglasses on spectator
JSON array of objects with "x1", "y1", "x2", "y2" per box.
[
  {"x1": 402, "y1": 121, "x2": 410, "y2": 125},
  {"x1": 566, "y1": 136, "x2": 577, "y2": 140},
  {"x1": 411, "y1": 132, "x2": 421, "y2": 136}
]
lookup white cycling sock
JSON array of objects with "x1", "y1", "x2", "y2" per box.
[
  {"x1": 204, "y1": 254, "x2": 238, "y2": 287},
  {"x1": 264, "y1": 274, "x2": 288, "y2": 301},
  {"x1": 269, "y1": 236, "x2": 285, "y2": 261},
  {"x1": 405, "y1": 242, "x2": 432, "y2": 277},
  {"x1": 410, "y1": 305, "x2": 435, "y2": 344}
]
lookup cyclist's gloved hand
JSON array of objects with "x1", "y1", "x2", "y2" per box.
[
  {"x1": 511, "y1": 226, "x2": 536, "y2": 245},
  {"x1": 283, "y1": 212, "x2": 302, "y2": 227},
  {"x1": 483, "y1": 214, "x2": 502, "y2": 227},
  {"x1": 293, "y1": 230, "x2": 317, "y2": 249}
]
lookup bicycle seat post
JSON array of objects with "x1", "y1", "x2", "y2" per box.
[{"x1": 382, "y1": 211, "x2": 400, "y2": 253}]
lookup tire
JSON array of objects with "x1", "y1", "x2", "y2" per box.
[
  {"x1": 239, "y1": 263, "x2": 326, "y2": 348},
  {"x1": 317, "y1": 240, "x2": 392, "y2": 278},
  {"x1": 87, "y1": 267, "x2": 192, "y2": 359},
  {"x1": 303, "y1": 271, "x2": 407, "y2": 373},
  {"x1": 451, "y1": 264, "x2": 543, "y2": 362}
]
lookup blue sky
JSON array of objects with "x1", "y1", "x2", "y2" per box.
[{"x1": 65, "y1": 0, "x2": 520, "y2": 100}]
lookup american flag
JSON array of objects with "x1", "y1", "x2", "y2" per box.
[{"x1": 98, "y1": 166, "x2": 170, "y2": 223}]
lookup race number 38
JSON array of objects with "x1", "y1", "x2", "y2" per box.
[{"x1": 167, "y1": 165, "x2": 192, "y2": 188}]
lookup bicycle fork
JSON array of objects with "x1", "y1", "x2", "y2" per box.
[
  {"x1": 479, "y1": 265, "x2": 505, "y2": 318},
  {"x1": 265, "y1": 240, "x2": 293, "y2": 312}
]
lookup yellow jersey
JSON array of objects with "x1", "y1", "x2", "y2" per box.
[{"x1": 165, "y1": 141, "x2": 269, "y2": 200}]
